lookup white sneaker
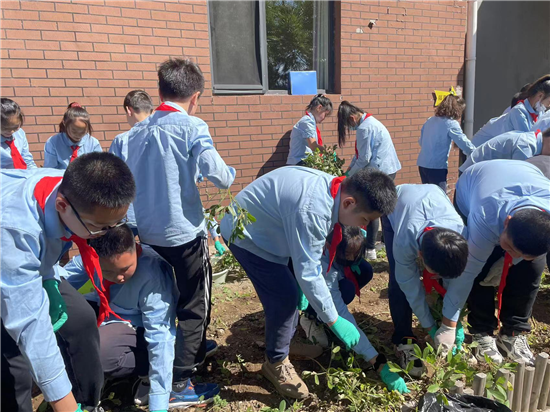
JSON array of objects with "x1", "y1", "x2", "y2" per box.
[
  {"x1": 133, "y1": 376, "x2": 150, "y2": 406},
  {"x1": 366, "y1": 249, "x2": 377, "y2": 260},
  {"x1": 496, "y1": 334, "x2": 535, "y2": 366},
  {"x1": 472, "y1": 334, "x2": 504, "y2": 365},
  {"x1": 299, "y1": 315, "x2": 329, "y2": 347},
  {"x1": 396, "y1": 343, "x2": 424, "y2": 378}
]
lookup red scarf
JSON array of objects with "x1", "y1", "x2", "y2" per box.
[
  {"x1": 497, "y1": 253, "x2": 514, "y2": 322},
  {"x1": 305, "y1": 111, "x2": 323, "y2": 146},
  {"x1": 354, "y1": 113, "x2": 372, "y2": 158},
  {"x1": 4, "y1": 138, "x2": 27, "y2": 169},
  {"x1": 70, "y1": 145, "x2": 79, "y2": 163},
  {"x1": 156, "y1": 102, "x2": 182, "y2": 113},
  {"x1": 517, "y1": 100, "x2": 538, "y2": 123},
  {"x1": 33, "y1": 176, "x2": 123, "y2": 327},
  {"x1": 421, "y1": 227, "x2": 447, "y2": 297}
]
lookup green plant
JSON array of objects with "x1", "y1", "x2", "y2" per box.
[
  {"x1": 260, "y1": 400, "x2": 304, "y2": 412},
  {"x1": 212, "y1": 251, "x2": 245, "y2": 278},
  {"x1": 302, "y1": 146, "x2": 345, "y2": 176},
  {"x1": 211, "y1": 394, "x2": 229, "y2": 411}
]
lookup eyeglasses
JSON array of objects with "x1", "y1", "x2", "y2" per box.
[{"x1": 65, "y1": 196, "x2": 128, "y2": 236}]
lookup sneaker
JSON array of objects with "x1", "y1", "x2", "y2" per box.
[
  {"x1": 133, "y1": 376, "x2": 150, "y2": 406},
  {"x1": 261, "y1": 356, "x2": 309, "y2": 399},
  {"x1": 169, "y1": 378, "x2": 220, "y2": 408},
  {"x1": 366, "y1": 249, "x2": 377, "y2": 260},
  {"x1": 496, "y1": 334, "x2": 535, "y2": 366},
  {"x1": 299, "y1": 315, "x2": 329, "y2": 347},
  {"x1": 289, "y1": 341, "x2": 324, "y2": 360},
  {"x1": 472, "y1": 333, "x2": 504, "y2": 364},
  {"x1": 396, "y1": 342, "x2": 424, "y2": 378},
  {"x1": 206, "y1": 339, "x2": 219, "y2": 358}
]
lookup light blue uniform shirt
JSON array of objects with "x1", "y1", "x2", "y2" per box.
[
  {"x1": 1, "y1": 168, "x2": 74, "y2": 402},
  {"x1": 60, "y1": 246, "x2": 177, "y2": 411},
  {"x1": 348, "y1": 114, "x2": 401, "y2": 176},
  {"x1": 533, "y1": 111, "x2": 550, "y2": 133},
  {"x1": 287, "y1": 112, "x2": 318, "y2": 165},
  {"x1": 460, "y1": 130, "x2": 542, "y2": 172},
  {"x1": 472, "y1": 100, "x2": 540, "y2": 147},
  {"x1": 220, "y1": 166, "x2": 340, "y2": 324},
  {"x1": 387, "y1": 184, "x2": 466, "y2": 327},
  {"x1": 455, "y1": 160, "x2": 550, "y2": 321},
  {"x1": 125, "y1": 102, "x2": 236, "y2": 247},
  {"x1": 44, "y1": 132, "x2": 102, "y2": 170},
  {"x1": 1, "y1": 128, "x2": 37, "y2": 169},
  {"x1": 417, "y1": 116, "x2": 475, "y2": 169}
]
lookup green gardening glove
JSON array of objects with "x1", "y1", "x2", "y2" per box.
[
  {"x1": 428, "y1": 325, "x2": 438, "y2": 341},
  {"x1": 343, "y1": 171, "x2": 349, "y2": 177},
  {"x1": 351, "y1": 263, "x2": 361, "y2": 275},
  {"x1": 452, "y1": 321, "x2": 465, "y2": 355},
  {"x1": 329, "y1": 317, "x2": 360, "y2": 350},
  {"x1": 380, "y1": 364, "x2": 410, "y2": 394},
  {"x1": 75, "y1": 404, "x2": 84, "y2": 412},
  {"x1": 296, "y1": 285, "x2": 309, "y2": 311},
  {"x1": 214, "y1": 240, "x2": 226, "y2": 256},
  {"x1": 43, "y1": 279, "x2": 68, "y2": 332},
  {"x1": 151, "y1": 411, "x2": 168, "y2": 412}
]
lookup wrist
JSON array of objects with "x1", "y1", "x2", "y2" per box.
[
  {"x1": 327, "y1": 317, "x2": 338, "y2": 327},
  {"x1": 371, "y1": 353, "x2": 387, "y2": 373},
  {"x1": 442, "y1": 316, "x2": 457, "y2": 328}
]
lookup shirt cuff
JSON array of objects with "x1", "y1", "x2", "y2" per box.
[
  {"x1": 149, "y1": 392, "x2": 170, "y2": 412},
  {"x1": 40, "y1": 370, "x2": 72, "y2": 402},
  {"x1": 361, "y1": 346, "x2": 379, "y2": 363},
  {"x1": 442, "y1": 305, "x2": 461, "y2": 323},
  {"x1": 317, "y1": 305, "x2": 339, "y2": 325}
]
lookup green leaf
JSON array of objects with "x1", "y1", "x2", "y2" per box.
[
  {"x1": 406, "y1": 360, "x2": 414, "y2": 373},
  {"x1": 332, "y1": 346, "x2": 341, "y2": 354},
  {"x1": 413, "y1": 344, "x2": 423, "y2": 359},
  {"x1": 314, "y1": 374, "x2": 319, "y2": 385},
  {"x1": 247, "y1": 212, "x2": 256, "y2": 222},
  {"x1": 447, "y1": 349, "x2": 453, "y2": 363},
  {"x1": 279, "y1": 400, "x2": 287, "y2": 412},
  {"x1": 427, "y1": 383, "x2": 440, "y2": 393}
]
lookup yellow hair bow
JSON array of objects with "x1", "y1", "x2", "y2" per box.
[{"x1": 434, "y1": 86, "x2": 457, "y2": 107}]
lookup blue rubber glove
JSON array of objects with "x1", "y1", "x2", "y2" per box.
[
  {"x1": 428, "y1": 325, "x2": 438, "y2": 341},
  {"x1": 43, "y1": 279, "x2": 68, "y2": 332},
  {"x1": 329, "y1": 317, "x2": 360, "y2": 350},
  {"x1": 214, "y1": 240, "x2": 226, "y2": 256},
  {"x1": 296, "y1": 286, "x2": 309, "y2": 311},
  {"x1": 380, "y1": 364, "x2": 410, "y2": 394}
]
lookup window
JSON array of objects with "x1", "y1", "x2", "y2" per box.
[{"x1": 208, "y1": 0, "x2": 335, "y2": 95}]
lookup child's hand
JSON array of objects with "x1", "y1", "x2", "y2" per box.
[{"x1": 214, "y1": 240, "x2": 226, "y2": 256}]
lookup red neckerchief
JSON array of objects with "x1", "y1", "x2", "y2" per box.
[
  {"x1": 70, "y1": 145, "x2": 79, "y2": 163},
  {"x1": 497, "y1": 253, "x2": 514, "y2": 323},
  {"x1": 4, "y1": 138, "x2": 27, "y2": 169},
  {"x1": 421, "y1": 227, "x2": 447, "y2": 297},
  {"x1": 156, "y1": 103, "x2": 182, "y2": 113},
  {"x1": 343, "y1": 266, "x2": 361, "y2": 298},
  {"x1": 305, "y1": 111, "x2": 323, "y2": 146},
  {"x1": 327, "y1": 176, "x2": 346, "y2": 272},
  {"x1": 354, "y1": 113, "x2": 372, "y2": 158},
  {"x1": 33, "y1": 176, "x2": 124, "y2": 327},
  {"x1": 516, "y1": 100, "x2": 538, "y2": 123}
]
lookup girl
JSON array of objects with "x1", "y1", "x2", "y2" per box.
[
  {"x1": 44, "y1": 102, "x2": 102, "y2": 169},
  {"x1": 286, "y1": 94, "x2": 332, "y2": 166},
  {"x1": 1, "y1": 98, "x2": 37, "y2": 169},
  {"x1": 473, "y1": 74, "x2": 550, "y2": 147},
  {"x1": 337, "y1": 101, "x2": 401, "y2": 260},
  {"x1": 417, "y1": 92, "x2": 475, "y2": 191}
]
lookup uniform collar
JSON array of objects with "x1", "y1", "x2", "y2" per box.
[
  {"x1": 43, "y1": 186, "x2": 72, "y2": 240},
  {"x1": 162, "y1": 101, "x2": 187, "y2": 113},
  {"x1": 523, "y1": 99, "x2": 536, "y2": 115},
  {"x1": 331, "y1": 189, "x2": 341, "y2": 230},
  {"x1": 61, "y1": 132, "x2": 87, "y2": 148}
]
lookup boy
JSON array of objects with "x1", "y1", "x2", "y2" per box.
[
  {"x1": 455, "y1": 160, "x2": 550, "y2": 364},
  {"x1": 60, "y1": 225, "x2": 177, "y2": 412},
  {"x1": 109, "y1": 90, "x2": 155, "y2": 234},
  {"x1": 221, "y1": 167, "x2": 404, "y2": 398},
  {"x1": 125, "y1": 58, "x2": 235, "y2": 407},
  {"x1": 1, "y1": 152, "x2": 135, "y2": 412},
  {"x1": 382, "y1": 184, "x2": 469, "y2": 376}
]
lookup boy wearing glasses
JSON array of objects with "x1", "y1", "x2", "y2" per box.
[{"x1": 1, "y1": 152, "x2": 135, "y2": 412}]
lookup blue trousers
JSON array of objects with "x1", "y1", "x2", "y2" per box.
[{"x1": 418, "y1": 166, "x2": 448, "y2": 192}]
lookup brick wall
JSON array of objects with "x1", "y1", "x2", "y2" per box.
[{"x1": 1, "y1": 0, "x2": 467, "y2": 193}]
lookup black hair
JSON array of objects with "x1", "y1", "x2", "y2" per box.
[
  {"x1": 507, "y1": 209, "x2": 550, "y2": 256},
  {"x1": 341, "y1": 168, "x2": 397, "y2": 215},
  {"x1": 526, "y1": 74, "x2": 550, "y2": 100},
  {"x1": 1, "y1": 98, "x2": 24, "y2": 127},
  {"x1": 59, "y1": 152, "x2": 136, "y2": 214},
  {"x1": 542, "y1": 127, "x2": 550, "y2": 139},
  {"x1": 123, "y1": 90, "x2": 154, "y2": 114},
  {"x1": 89, "y1": 224, "x2": 136, "y2": 258},
  {"x1": 158, "y1": 58, "x2": 204, "y2": 101},
  {"x1": 306, "y1": 94, "x2": 333, "y2": 114},
  {"x1": 337, "y1": 101, "x2": 364, "y2": 147},
  {"x1": 420, "y1": 228, "x2": 468, "y2": 279},
  {"x1": 59, "y1": 102, "x2": 93, "y2": 135},
  {"x1": 511, "y1": 83, "x2": 532, "y2": 107},
  {"x1": 327, "y1": 226, "x2": 367, "y2": 266}
]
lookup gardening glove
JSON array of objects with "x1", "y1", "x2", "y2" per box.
[
  {"x1": 329, "y1": 317, "x2": 360, "y2": 350},
  {"x1": 351, "y1": 263, "x2": 361, "y2": 275},
  {"x1": 434, "y1": 324, "x2": 456, "y2": 351},
  {"x1": 43, "y1": 279, "x2": 68, "y2": 333},
  {"x1": 214, "y1": 240, "x2": 226, "y2": 256},
  {"x1": 452, "y1": 321, "x2": 465, "y2": 355},
  {"x1": 428, "y1": 325, "x2": 438, "y2": 341},
  {"x1": 296, "y1": 286, "x2": 309, "y2": 311},
  {"x1": 480, "y1": 256, "x2": 505, "y2": 287},
  {"x1": 380, "y1": 364, "x2": 410, "y2": 394},
  {"x1": 75, "y1": 405, "x2": 84, "y2": 412},
  {"x1": 343, "y1": 171, "x2": 350, "y2": 177}
]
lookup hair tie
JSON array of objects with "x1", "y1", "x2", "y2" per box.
[{"x1": 69, "y1": 102, "x2": 82, "y2": 108}]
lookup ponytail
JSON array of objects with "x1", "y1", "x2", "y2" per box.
[
  {"x1": 526, "y1": 74, "x2": 550, "y2": 99},
  {"x1": 306, "y1": 94, "x2": 333, "y2": 114},
  {"x1": 59, "y1": 102, "x2": 93, "y2": 135},
  {"x1": 337, "y1": 101, "x2": 364, "y2": 147}
]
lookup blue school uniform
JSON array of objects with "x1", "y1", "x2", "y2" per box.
[
  {"x1": 348, "y1": 114, "x2": 401, "y2": 176},
  {"x1": 460, "y1": 130, "x2": 542, "y2": 172},
  {"x1": 533, "y1": 111, "x2": 550, "y2": 133},
  {"x1": 417, "y1": 116, "x2": 475, "y2": 169},
  {"x1": 43, "y1": 132, "x2": 102, "y2": 170},
  {"x1": 472, "y1": 100, "x2": 541, "y2": 147},
  {"x1": 1, "y1": 128, "x2": 37, "y2": 169},
  {"x1": 60, "y1": 246, "x2": 177, "y2": 411},
  {"x1": 286, "y1": 112, "x2": 319, "y2": 165},
  {"x1": 125, "y1": 102, "x2": 236, "y2": 247},
  {"x1": 386, "y1": 184, "x2": 466, "y2": 327},
  {"x1": 454, "y1": 160, "x2": 550, "y2": 321},
  {"x1": 0, "y1": 168, "x2": 74, "y2": 402},
  {"x1": 220, "y1": 166, "x2": 340, "y2": 323}
]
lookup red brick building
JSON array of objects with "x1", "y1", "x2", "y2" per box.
[{"x1": 1, "y1": 0, "x2": 467, "y2": 192}]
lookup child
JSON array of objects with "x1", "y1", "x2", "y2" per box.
[
  {"x1": 286, "y1": 94, "x2": 332, "y2": 166},
  {"x1": 44, "y1": 102, "x2": 102, "y2": 169},
  {"x1": 455, "y1": 160, "x2": 550, "y2": 364},
  {"x1": 502, "y1": 83, "x2": 532, "y2": 115},
  {"x1": 1, "y1": 98, "x2": 37, "y2": 169},
  {"x1": 124, "y1": 58, "x2": 235, "y2": 408},
  {"x1": 221, "y1": 167, "x2": 408, "y2": 397},
  {"x1": 1, "y1": 152, "x2": 135, "y2": 412},
  {"x1": 109, "y1": 90, "x2": 155, "y2": 235},
  {"x1": 60, "y1": 225, "x2": 177, "y2": 412},
  {"x1": 473, "y1": 75, "x2": 550, "y2": 147},
  {"x1": 460, "y1": 127, "x2": 550, "y2": 173},
  {"x1": 382, "y1": 184, "x2": 468, "y2": 376},
  {"x1": 417, "y1": 93, "x2": 475, "y2": 190},
  {"x1": 337, "y1": 101, "x2": 401, "y2": 260}
]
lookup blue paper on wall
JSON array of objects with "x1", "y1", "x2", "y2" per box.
[{"x1": 289, "y1": 71, "x2": 317, "y2": 95}]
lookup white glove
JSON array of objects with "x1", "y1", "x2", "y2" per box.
[
  {"x1": 434, "y1": 324, "x2": 456, "y2": 351},
  {"x1": 480, "y1": 256, "x2": 505, "y2": 287}
]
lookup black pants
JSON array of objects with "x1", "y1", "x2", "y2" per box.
[
  {"x1": 99, "y1": 323, "x2": 148, "y2": 378},
  {"x1": 366, "y1": 172, "x2": 396, "y2": 249},
  {"x1": 418, "y1": 166, "x2": 448, "y2": 192},
  {"x1": 1, "y1": 279, "x2": 103, "y2": 412},
  {"x1": 151, "y1": 236, "x2": 212, "y2": 383},
  {"x1": 467, "y1": 246, "x2": 545, "y2": 336}
]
